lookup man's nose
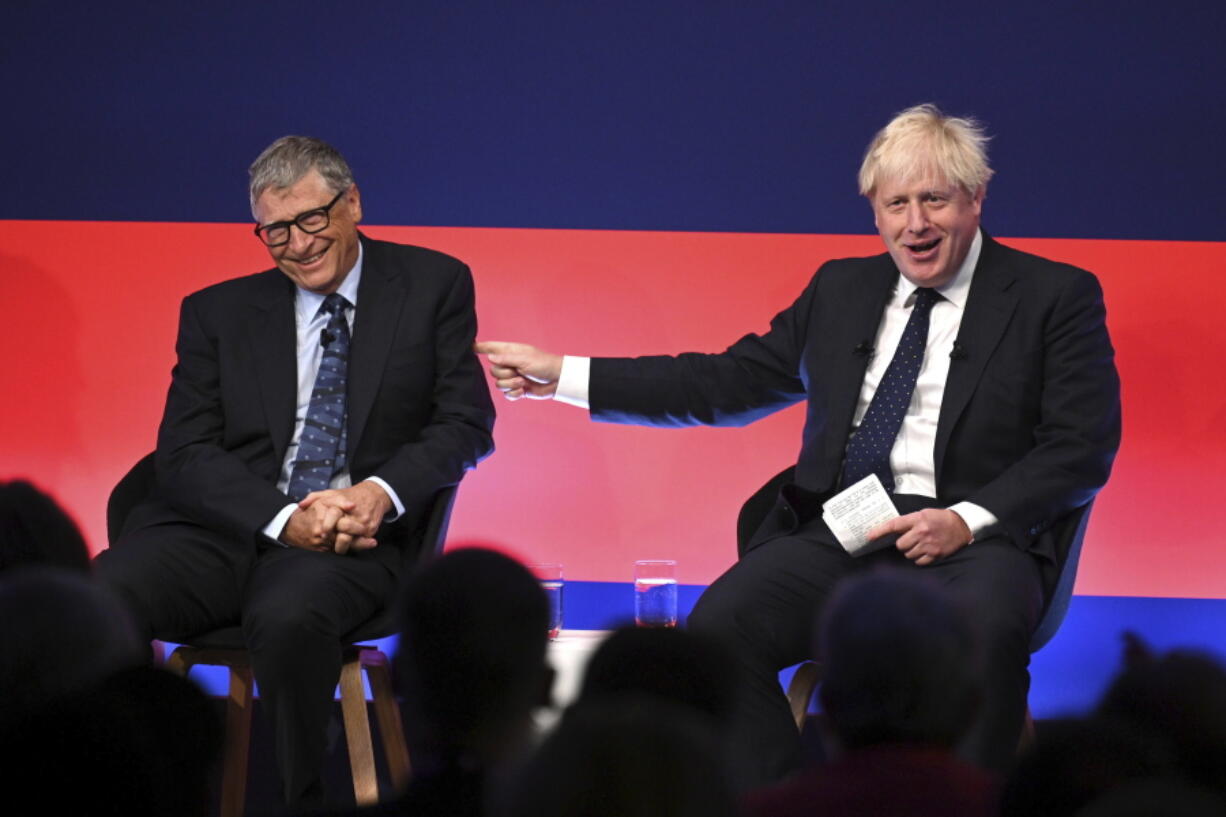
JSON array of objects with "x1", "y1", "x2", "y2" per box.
[
  {"x1": 906, "y1": 203, "x2": 930, "y2": 233},
  {"x1": 288, "y1": 224, "x2": 314, "y2": 254}
]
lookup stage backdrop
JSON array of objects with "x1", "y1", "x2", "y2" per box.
[{"x1": 4, "y1": 2, "x2": 1225, "y2": 714}]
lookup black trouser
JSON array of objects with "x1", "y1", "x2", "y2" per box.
[
  {"x1": 687, "y1": 507, "x2": 1044, "y2": 792},
  {"x1": 95, "y1": 520, "x2": 399, "y2": 804}
]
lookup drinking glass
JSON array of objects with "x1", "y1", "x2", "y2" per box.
[
  {"x1": 531, "y1": 563, "x2": 564, "y2": 639},
  {"x1": 634, "y1": 559, "x2": 678, "y2": 628}
]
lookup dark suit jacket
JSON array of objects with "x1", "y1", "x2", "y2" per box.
[
  {"x1": 589, "y1": 233, "x2": 1121, "y2": 565},
  {"x1": 128, "y1": 234, "x2": 495, "y2": 555}
]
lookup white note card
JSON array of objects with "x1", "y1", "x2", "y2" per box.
[{"x1": 821, "y1": 474, "x2": 900, "y2": 556}]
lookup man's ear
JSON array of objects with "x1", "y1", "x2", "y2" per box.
[
  {"x1": 971, "y1": 184, "x2": 985, "y2": 216},
  {"x1": 347, "y1": 183, "x2": 363, "y2": 225}
]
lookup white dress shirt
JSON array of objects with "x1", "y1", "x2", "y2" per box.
[
  {"x1": 554, "y1": 229, "x2": 998, "y2": 538},
  {"x1": 261, "y1": 243, "x2": 405, "y2": 543}
]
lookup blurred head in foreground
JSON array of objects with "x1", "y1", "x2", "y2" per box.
[
  {"x1": 817, "y1": 569, "x2": 984, "y2": 752},
  {"x1": 578, "y1": 624, "x2": 737, "y2": 730},
  {"x1": 0, "y1": 567, "x2": 144, "y2": 722},
  {"x1": 0, "y1": 480, "x2": 91, "y2": 574},
  {"x1": 1096, "y1": 633, "x2": 1226, "y2": 796},
  {"x1": 396, "y1": 546, "x2": 552, "y2": 772},
  {"x1": 499, "y1": 695, "x2": 738, "y2": 817}
]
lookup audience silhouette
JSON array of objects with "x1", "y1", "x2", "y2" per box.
[
  {"x1": 1003, "y1": 634, "x2": 1226, "y2": 816},
  {"x1": 1001, "y1": 716, "x2": 1174, "y2": 817},
  {"x1": 7, "y1": 484, "x2": 1226, "y2": 817},
  {"x1": 0, "y1": 568, "x2": 145, "y2": 721},
  {"x1": 315, "y1": 545, "x2": 552, "y2": 817},
  {"x1": 1096, "y1": 634, "x2": 1226, "y2": 799},
  {"x1": 744, "y1": 569, "x2": 999, "y2": 817},
  {"x1": 577, "y1": 624, "x2": 737, "y2": 731},
  {"x1": 1, "y1": 569, "x2": 220, "y2": 816},
  {"x1": 0, "y1": 479, "x2": 91, "y2": 574},
  {"x1": 497, "y1": 695, "x2": 739, "y2": 817}
]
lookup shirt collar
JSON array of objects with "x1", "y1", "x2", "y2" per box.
[
  {"x1": 295, "y1": 241, "x2": 363, "y2": 322},
  {"x1": 895, "y1": 228, "x2": 981, "y2": 309}
]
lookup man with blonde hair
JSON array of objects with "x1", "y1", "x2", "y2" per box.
[{"x1": 476, "y1": 104, "x2": 1121, "y2": 788}]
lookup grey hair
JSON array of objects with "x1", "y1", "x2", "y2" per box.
[
  {"x1": 858, "y1": 104, "x2": 993, "y2": 198},
  {"x1": 248, "y1": 136, "x2": 354, "y2": 217}
]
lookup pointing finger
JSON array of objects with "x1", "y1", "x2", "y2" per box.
[{"x1": 473, "y1": 340, "x2": 508, "y2": 356}]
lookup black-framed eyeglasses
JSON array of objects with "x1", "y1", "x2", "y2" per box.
[{"x1": 253, "y1": 188, "x2": 347, "y2": 247}]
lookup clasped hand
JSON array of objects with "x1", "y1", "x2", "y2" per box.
[{"x1": 281, "y1": 481, "x2": 392, "y2": 555}]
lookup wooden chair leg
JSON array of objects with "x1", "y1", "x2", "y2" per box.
[
  {"x1": 164, "y1": 647, "x2": 192, "y2": 678},
  {"x1": 168, "y1": 643, "x2": 409, "y2": 813},
  {"x1": 786, "y1": 661, "x2": 823, "y2": 731},
  {"x1": 166, "y1": 649, "x2": 253, "y2": 817},
  {"x1": 219, "y1": 666, "x2": 254, "y2": 817},
  {"x1": 364, "y1": 651, "x2": 411, "y2": 793},
  {"x1": 340, "y1": 655, "x2": 379, "y2": 806}
]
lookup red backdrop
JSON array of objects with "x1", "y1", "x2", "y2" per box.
[{"x1": 2, "y1": 220, "x2": 1220, "y2": 597}]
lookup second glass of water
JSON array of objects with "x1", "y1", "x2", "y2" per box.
[{"x1": 634, "y1": 559, "x2": 678, "y2": 628}]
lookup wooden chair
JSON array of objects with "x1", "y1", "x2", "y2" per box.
[
  {"x1": 106, "y1": 453, "x2": 459, "y2": 817},
  {"x1": 734, "y1": 466, "x2": 1094, "y2": 738}
]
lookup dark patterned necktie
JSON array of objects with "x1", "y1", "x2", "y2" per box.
[
  {"x1": 841, "y1": 287, "x2": 940, "y2": 494},
  {"x1": 287, "y1": 293, "x2": 351, "y2": 502}
]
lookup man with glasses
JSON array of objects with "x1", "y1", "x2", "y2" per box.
[{"x1": 96, "y1": 136, "x2": 495, "y2": 806}]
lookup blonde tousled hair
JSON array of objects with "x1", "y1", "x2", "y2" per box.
[{"x1": 858, "y1": 104, "x2": 993, "y2": 198}]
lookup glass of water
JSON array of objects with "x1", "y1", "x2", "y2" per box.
[
  {"x1": 634, "y1": 560, "x2": 678, "y2": 628},
  {"x1": 530, "y1": 563, "x2": 564, "y2": 639}
]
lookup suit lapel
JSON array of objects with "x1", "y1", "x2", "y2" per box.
[
  {"x1": 347, "y1": 237, "x2": 406, "y2": 456},
  {"x1": 934, "y1": 234, "x2": 1019, "y2": 481},
  {"x1": 826, "y1": 258, "x2": 896, "y2": 455},
  {"x1": 247, "y1": 272, "x2": 298, "y2": 462}
]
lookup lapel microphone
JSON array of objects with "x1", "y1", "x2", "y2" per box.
[
  {"x1": 950, "y1": 341, "x2": 967, "y2": 360},
  {"x1": 852, "y1": 341, "x2": 874, "y2": 357},
  {"x1": 320, "y1": 328, "x2": 336, "y2": 348}
]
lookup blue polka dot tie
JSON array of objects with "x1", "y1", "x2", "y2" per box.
[
  {"x1": 841, "y1": 287, "x2": 940, "y2": 494},
  {"x1": 287, "y1": 293, "x2": 351, "y2": 503}
]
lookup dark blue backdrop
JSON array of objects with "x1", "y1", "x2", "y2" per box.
[{"x1": 5, "y1": 1, "x2": 1223, "y2": 240}]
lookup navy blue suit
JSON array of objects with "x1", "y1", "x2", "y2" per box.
[
  {"x1": 98, "y1": 235, "x2": 495, "y2": 801},
  {"x1": 589, "y1": 234, "x2": 1121, "y2": 786}
]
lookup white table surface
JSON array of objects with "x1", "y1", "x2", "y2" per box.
[{"x1": 535, "y1": 629, "x2": 610, "y2": 732}]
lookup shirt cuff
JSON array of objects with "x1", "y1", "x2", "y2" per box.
[
  {"x1": 262, "y1": 503, "x2": 299, "y2": 546},
  {"x1": 554, "y1": 355, "x2": 591, "y2": 410},
  {"x1": 363, "y1": 476, "x2": 405, "y2": 521},
  {"x1": 949, "y1": 501, "x2": 999, "y2": 542}
]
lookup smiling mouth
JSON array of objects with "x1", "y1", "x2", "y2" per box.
[
  {"x1": 906, "y1": 238, "x2": 941, "y2": 253},
  {"x1": 295, "y1": 247, "x2": 328, "y2": 267}
]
